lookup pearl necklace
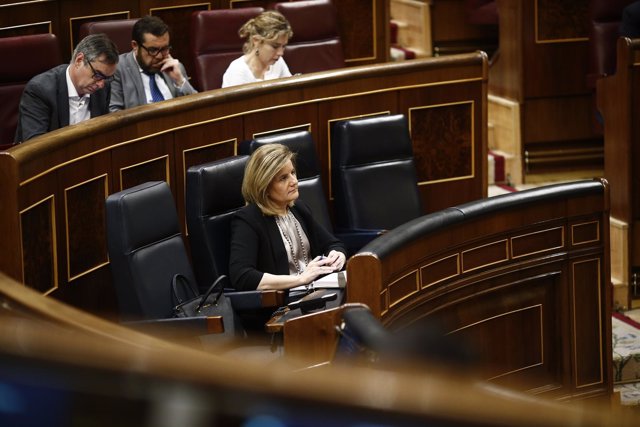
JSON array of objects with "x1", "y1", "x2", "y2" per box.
[{"x1": 274, "y1": 210, "x2": 309, "y2": 275}]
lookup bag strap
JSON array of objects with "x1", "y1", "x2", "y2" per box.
[
  {"x1": 196, "y1": 275, "x2": 228, "y2": 312},
  {"x1": 171, "y1": 273, "x2": 199, "y2": 304}
]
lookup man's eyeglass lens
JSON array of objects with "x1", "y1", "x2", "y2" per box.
[
  {"x1": 87, "y1": 61, "x2": 113, "y2": 83},
  {"x1": 142, "y1": 45, "x2": 172, "y2": 57}
]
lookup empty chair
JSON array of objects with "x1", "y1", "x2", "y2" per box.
[
  {"x1": 78, "y1": 19, "x2": 138, "y2": 55},
  {"x1": 0, "y1": 33, "x2": 62, "y2": 149},
  {"x1": 250, "y1": 130, "x2": 333, "y2": 231},
  {"x1": 330, "y1": 114, "x2": 423, "y2": 231},
  {"x1": 274, "y1": 0, "x2": 345, "y2": 75},
  {"x1": 106, "y1": 181, "x2": 198, "y2": 320},
  {"x1": 190, "y1": 7, "x2": 264, "y2": 91}
]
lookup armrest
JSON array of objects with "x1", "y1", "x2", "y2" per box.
[
  {"x1": 226, "y1": 290, "x2": 286, "y2": 312},
  {"x1": 124, "y1": 316, "x2": 224, "y2": 338},
  {"x1": 334, "y1": 228, "x2": 386, "y2": 256}
]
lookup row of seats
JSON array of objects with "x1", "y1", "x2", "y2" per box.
[
  {"x1": 105, "y1": 114, "x2": 423, "y2": 340},
  {"x1": 0, "y1": 0, "x2": 345, "y2": 148}
]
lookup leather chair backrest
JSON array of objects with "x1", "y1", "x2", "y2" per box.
[
  {"x1": 106, "y1": 181, "x2": 197, "y2": 320},
  {"x1": 586, "y1": 0, "x2": 635, "y2": 87},
  {"x1": 250, "y1": 130, "x2": 333, "y2": 231},
  {"x1": 190, "y1": 7, "x2": 264, "y2": 91},
  {"x1": 186, "y1": 156, "x2": 249, "y2": 291},
  {"x1": 331, "y1": 114, "x2": 423, "y2": 231},
  {"x1": 0, "y1": 33, "x2": 62, "y2": 148},
  {"x1": 78, "y1": 19, "x2": 138, "y2": 55},
  {"x1": 274, "y1": 0, "x2": 345, "y2": 75}
]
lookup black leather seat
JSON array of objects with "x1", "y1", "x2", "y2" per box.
[
  {"x1": 330, "y1": 114, "x2": 423, "y2": 232},
  {"x1": 249, "y1": 130, "x2": 379, "y2": 254},
  {"x1": 106, "y1": 180, "x2": 259, "y2": 345},
  {"x1": 106, "y1": 181, "x2": 195, "y2": 320},
  {"x1": 274, "y1": 0, "x2": 346, "y2": 75}
]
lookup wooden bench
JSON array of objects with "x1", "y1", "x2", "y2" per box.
[{"x1": 346, "y1": 179, "x2": 612, "y2": 401}]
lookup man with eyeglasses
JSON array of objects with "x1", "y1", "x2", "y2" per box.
[
  {"x1": 109, "y1": 15, "x2": 196, "y2": 111},
  {"x1": 14, "y1": 33, "x2": 119, "y2": 143}
]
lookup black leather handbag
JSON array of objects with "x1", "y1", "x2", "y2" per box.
[{"x1": 171, "y1": 274, "x2": 243, "y2": 336}]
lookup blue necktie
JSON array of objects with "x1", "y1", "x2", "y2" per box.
[{"x1": 144, "y1": 71, "x2": 165, "y2": 102}]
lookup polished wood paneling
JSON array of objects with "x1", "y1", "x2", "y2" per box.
[
  {"x1": 489, "y1": 0, "x2": 602, "y2": 177},
  {"x1": 0, "y1": 55, "x2": 487, "y2": 315},
  {"x1": 597, "y1": 37, "x2": 640, "y2": 308},
  {"x1": 346, "y1": 180, "x2": 611, "y2": 400}
]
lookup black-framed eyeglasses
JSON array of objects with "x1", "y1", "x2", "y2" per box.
[
  {"x1": 87, "y1": 61, "x2": 114, "y2": 83},
  {"x1": 140, "y1": 44, "x2": 172, "y2": 57}
]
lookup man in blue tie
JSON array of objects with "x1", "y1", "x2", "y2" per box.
[{"x1": 109, "y1": 15, "x2": 197, "y2": 111}]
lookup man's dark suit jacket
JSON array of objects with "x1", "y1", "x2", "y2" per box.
[
  {"x1": 229, "y1": 200, "x2": 346, "y2": 291},
  {"x1": 14, "y1": 64, "x2": 111, "y2": 143}
]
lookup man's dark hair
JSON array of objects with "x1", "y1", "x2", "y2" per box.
[{"x1": 132, "y1": 15, "x2": 169, "y2": 45}]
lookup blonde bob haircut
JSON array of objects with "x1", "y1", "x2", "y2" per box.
[
  {"x1": 239, "y1": 10, "x2": 293, "y2": 55},
  {"x1": 242, "y1": 143, "x2": 297, "y2": 216}
]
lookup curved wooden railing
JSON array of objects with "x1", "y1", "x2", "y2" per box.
[
  {"x1": 0, "y1": 270, "x2": 627, "y2": 426},
  {"x1": 0, "y1": 53, "x2": 488, "y2": 315},
  {"x1": 346, "y1": 179, "x2": 612, "y2": 401}
]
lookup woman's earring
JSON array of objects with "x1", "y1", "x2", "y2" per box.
[{"x1": 255, "y1": 48, "x2": 259, "y2": 56}]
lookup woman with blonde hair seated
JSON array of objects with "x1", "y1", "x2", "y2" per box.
[
  {"x1": 222, "y1": 11, "x2": 293, "y2": 88},
  {"x1": 229, "y1": 143, "x2": 346, "y2": 291}
]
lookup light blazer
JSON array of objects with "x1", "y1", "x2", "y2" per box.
[
  {"x1": 229, "y1": 201, "x2": 346, "y2": 291},
  {"x1": 109, "y1": 51, "x2": 197, "y2": 111},
  {"x1": 14, "y1": 64, "x2": 111, "y2": 143}
]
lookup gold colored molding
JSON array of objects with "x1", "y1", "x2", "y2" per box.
[
  {"x1": 150, "y1": 3, "x2": 211, "y2": 14},
  {"x1": 253, "y1": 123, "x2": 311, "y2": 139},
  {"x1": 571, "y1": 220, "x2": 600, "y2": 246}
]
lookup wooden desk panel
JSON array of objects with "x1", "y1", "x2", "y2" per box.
[{"x1": 346, "y1": 179, "x2": 611, "y2": 400}]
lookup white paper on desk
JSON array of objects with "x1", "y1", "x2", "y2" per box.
[{"x1": 290, "y1": 271, "x2": 346, "y2": 292}]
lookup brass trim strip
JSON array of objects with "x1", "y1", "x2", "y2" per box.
[
  {"x1": 0, "y1": 21, "x2": 52, "y2": 33},
  {"x1": 149, "y1": 3, "x2": 211, "y2": 14},
  {"x1": 19, "y1": 194, "x2": 58, "y2": 293},
  {"x1": 64, "y1": 173, "x2": 109, "y2": 282},
  {"x1": 510, "y1": 227, "x2": 565, "y2": 260},
  {"x1": 19, "y1": 76, "x2": 484, "y2": 187},
  {"x1": 253, "y1": 123, "x2": 312, "y2": 139}
]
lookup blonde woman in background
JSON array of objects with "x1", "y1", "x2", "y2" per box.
[{"x1": 222, "y1": 11, "x2": 293, "y2": 88}]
